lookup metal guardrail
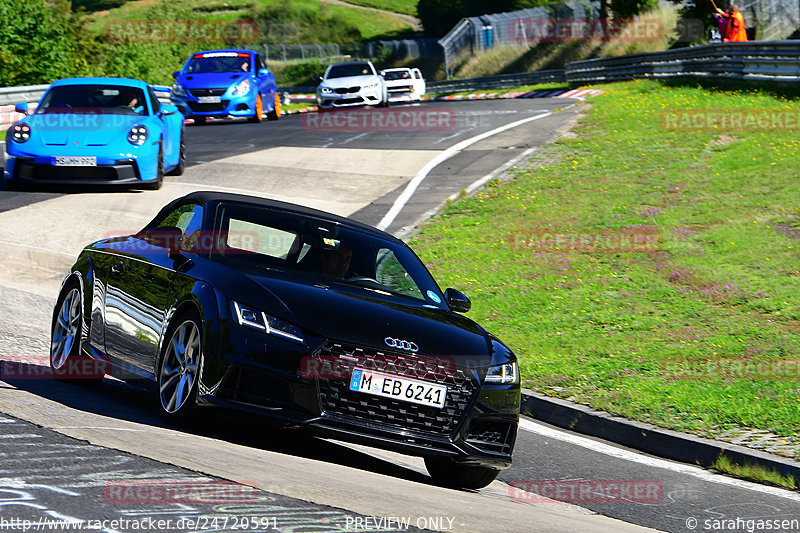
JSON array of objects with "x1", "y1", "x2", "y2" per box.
[
  {"x1": 427, "y1": 70, "x2": 566, "y2": 93},
  {"x1": 0, "y1": 84, "x2": 49, "y2": 106},
  {"x1": 565, "y1": 41, "x2": 800, "y2": 83}
]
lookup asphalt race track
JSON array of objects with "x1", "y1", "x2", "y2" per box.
[{"x1": 1, "y1": 98, "x2": 799, "y2": 533}]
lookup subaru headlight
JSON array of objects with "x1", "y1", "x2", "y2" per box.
[
  {"x1": 171, "y1": 83, "x2": 187, "y2": 98},
  {"x1": 484, "y1": 362, "x2": 518, "y2": 384},
  {"x1": 11, "y1": 123, "x2": 31, "y2": 143},
  {"x1": 127, "y1": 125, "x2": 148, "y2": 146},
  {"x1": 231, "y1": 79, "x2": 250, "y2": 97},
  {"x1": 319, "y1": 86, "x2": 333, "y2": 94},
  {"x1": 233, "y1": 301, "x2": 304, "y2": 345}
]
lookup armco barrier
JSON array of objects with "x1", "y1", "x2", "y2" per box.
[{"x1": 565, "y1": 40, "x2": 800, "y2": 83}]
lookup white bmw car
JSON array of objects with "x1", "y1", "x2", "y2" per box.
[{"x1": 316, "y1": 61, "x2": 388, "y2": 109}]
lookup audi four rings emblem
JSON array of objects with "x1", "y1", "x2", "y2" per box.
[{"x1": 385, "y1": 337, "x2": 419, "y2": 352}]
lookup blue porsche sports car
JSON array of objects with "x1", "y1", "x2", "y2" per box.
[
  {"x1": 4, "y1": 77, "x2": 185, "y2": 190},
  {"x1": 170, "y1": 49, "x2": 280, "y2": 124}
]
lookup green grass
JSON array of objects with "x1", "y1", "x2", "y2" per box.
[
  {"x1": 410, "y1": 79, "x2": 800, "y2": 449},
  {"x1": 335, "y1": 0, "x2": 418, "y2": 16},
  {"x1": 713, "y1": 454, "x2": 798, "y2": 489}
]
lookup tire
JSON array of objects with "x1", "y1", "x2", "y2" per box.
[
  {"x1": 267, "y1": 92, "x2": 281, "y2": 121},
  {"x1": 50, "y1": 281, "x2": 104, "y2": 384},
  {"x1": 424, "y1": 456, "x2": 500, "y2": 490},
  {"x1": 248, "y1": 94, "x2": 263, "y2": 123},
  {"x1": 165, "y1": 130, "x2": 185, "y2": 176},
  {"x1": 156, "y1": 310, "x2": 203, "y2": 421},
  {"x1": 143, "y1": 143, "x2": 164, "y2": 190}
]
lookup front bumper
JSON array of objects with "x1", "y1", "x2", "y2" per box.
[
  {"x1": 172, "y1": 90, "x2": 259, "y2": 118},
  {"x1": 4, "y1": 144, "x2": 160, "y2": 185},
  {"x1": 316, "y1": 86, "x2": 383, "y2": 108},
  {"x1": 200, "y1": 333, "x2": 519, "y2": 469}
]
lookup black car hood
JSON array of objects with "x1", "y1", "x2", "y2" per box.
[{"x1": 246, "y1": 273, "x2": 492, "y2": 365}]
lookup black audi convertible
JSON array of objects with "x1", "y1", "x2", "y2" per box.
[{"x1": 51, "y1": 191, "x2": 520, "y2": 489}]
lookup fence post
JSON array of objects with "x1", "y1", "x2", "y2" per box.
[
  {"x1": 264, "y1": 44, "x2": 269, "y2": 63},
  {"x1": 282, "y1": 44, "x2": 287, "y2": 62}
]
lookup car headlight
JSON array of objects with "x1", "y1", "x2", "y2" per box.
[
  {"x1": 231, "y1": 79, "x2": 250, "y2": 97},
  {"x1": 171, "y1": 83, "x2": 187, "y2": 98},
  {"x1": 484, "y1": 362, "x2": 518, "y2": 384},
  {"x1": 233, "y1": 301, "x2": 304, "y2": 344},
  {"x1": 319, "y1": 86, "x2": 333, "y2": 94},
  {"x1": 11, "y1": 123, "x2": 31, "y2": 143},
  {"x1": 127, "y1": 125, "x2": 148, "y2": 146}
]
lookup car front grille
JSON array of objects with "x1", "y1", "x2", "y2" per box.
[
  {"x1": 189, "y1": 88, "x2": 227, "y2": 97},
  {"x1": 388, "y1": 85, "x2": 413, "y2": 92},
  {"x1": 334, "y1": 86, "x2": 361, "y2": 94},
  {"x1": 315, "y1": 342, "x2": 478, "y2": 438},
  {"x1": 13, "y1": 160, "x2": 137, "y2": 181},
  {"x1": 187, "y1": 101, "x2": 229, "y2": 112}
]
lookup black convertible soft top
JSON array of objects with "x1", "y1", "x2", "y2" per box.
[{"x1": 147, "y1": 191, "x2": 400, "y2": 243}]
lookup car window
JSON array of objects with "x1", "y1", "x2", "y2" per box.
[
  {"x1": 255, "y1": 54, "x2": 266, "y2": 71},
  {"x1": 327, "y1": 63, "x2": 374, "y2": 79},
  {"x1": 185, "y1": 52, "x2": 251, "y2": 74},
  {"x1": 158, "y1": 203, "x2": 204, "y2": 252},
  {"x1": 211, "y1": 203, "x2": 445, "y2": 305},
  {"x1": 37, "y1": 85, "x2": 147, "y2": 115},
  {"x1": 375, "y1": 248, "x2": 422, "y2": 299},
  {"x1": 227, "y1": 219, "x2": 296, "y2": 258}
]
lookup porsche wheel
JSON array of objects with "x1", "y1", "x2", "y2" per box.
[
  {"x1": 424, "y1": 457, "x2": 500, "y2": 490},
  {"x1": 157, "y1": 311, "x2": 202, "y2": 420},
  {"x1": 50, "y1": 281, "x2": 104, "y2": 384},
  {"x1": 143, "y1": 143, "x2": 164, "y2": 190}
]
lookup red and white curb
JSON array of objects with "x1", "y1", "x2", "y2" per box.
[{"x1": 422, "y1": 87, "x2": 603, "y2": 102}]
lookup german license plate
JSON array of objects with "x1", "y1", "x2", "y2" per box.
[
  {"x1": 349, "y1": 368, "x2": 446, "y2": 409},
  {"x1": 51, "y1": 156, "x2": 96, "y2": 166},
  {"x1": 197, "y1": 96, "x2": 221, "y2": 103}
]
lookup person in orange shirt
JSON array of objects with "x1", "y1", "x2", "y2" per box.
[{"x1": 711, "y1": 0, "x2": 748, "y2": 41}]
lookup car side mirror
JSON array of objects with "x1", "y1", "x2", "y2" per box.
[
  {"x1": 318, "y1": 75, "x2": 324, "y2": 82},
  {"x1": 172, "y1": 71, "x2": 179, "y2": 79},
  {"x1": 444, "y1": 288, "x2": 471, "y2": 313},
  {"x1": 379, "y1": 70, "x2": 385, "y2": 76},
  {"x1": 142, "y1": 226, "x2": 183, "y2": 257},
  {"x1": 14, "y1": 103, "x2": 28, "y2": 116},
  {"x1": 258, "y1": 68, "x2": 269, "y2": 77},
  {"x1": 159, "y1": 103, "x2": 178, "y2": 117}
]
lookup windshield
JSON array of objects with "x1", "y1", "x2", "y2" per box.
[
  {"x1": 327, "y1": 63, "x2": 374, "y2": 79},
  {"x1": 208, "y1": 203, "x2": 445, "y2": 306},
  {"x1": 383, "y1": 70, "x2": 411, "y2": 81},
  {"x1": 37, "y1": 85, "x2": 147, "y2": 115},
  {"x1": 185, "y1": 53, "x2": 251, "y2": 74}
]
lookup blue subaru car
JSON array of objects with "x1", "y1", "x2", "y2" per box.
[
  {"x1": 4, "y1": 77, "x2": 184, "y2": 190},
  {"x1": 170, "y1": 49, "x2": 280, "y2": 124}
]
